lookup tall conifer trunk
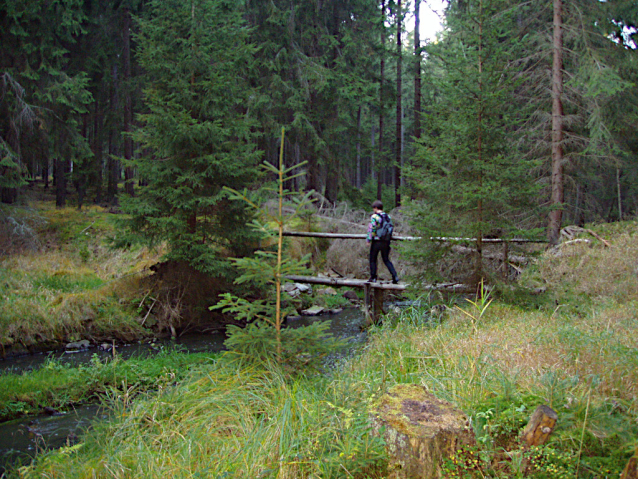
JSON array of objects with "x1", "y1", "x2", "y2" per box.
[
  {"x1": 356, "y1": 105, "x2": 362, "y2": 188},
  {"x1": 395, "y1": 0, "x2": 402, "y2": 207},
  {"x1": 122, "y1": 6, "x2": 135, "y2": 197},
  {"x1": 548, "y1": 0, "x2": 564, "y2": 245},
  {"x1": 377, "y1": 0, "x2": 386, "y2": 201},
  {"x1": 476, "y1": 0, "x2": 484, "y2": 283},
  {"x1": 414, "y1": 0, "x2": 421, "y2": 141}
]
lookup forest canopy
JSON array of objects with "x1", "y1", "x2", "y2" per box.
[{"x1": 1, "y1": 0, "x2": 637, "y2": 269}]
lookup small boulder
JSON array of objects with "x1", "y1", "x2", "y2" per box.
[
  {"x1": 295, "y1": 283, "x2": 313, "y2": 293},
  {"x1": 343, "y1": 290, "x2": 358, "y2": 301},
  {"x1": 316, "y1": 287, "x2": 337, "y2": 296},
  {"x1": 65, "y1": 339, "x2": 91, "y2": 351},
  {"x1": 300, "y1": 306, "x2": 325, "y2": 316},
  {"x1": 328, "y1": 308, "x2": 343, "y2": 315},
  {"x1": 370, "y1": 384, "x2": 475, "y2": 479}
]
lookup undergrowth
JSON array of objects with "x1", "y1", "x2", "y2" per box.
[
  {"x1": 7, "y1": 219, "x2": 638, "y2": 477},
  {"x1": 0, "y1": 203, "x2": 161, "y2": 350},
  {"x1": 0, "y1": 349, "x2": 214, "y2": 422}
]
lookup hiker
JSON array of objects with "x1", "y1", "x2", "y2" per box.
[{"x1": 366, "y1": 200, "x2": 399, "y2": 284}]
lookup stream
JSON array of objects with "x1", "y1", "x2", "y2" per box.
[{"x1": 0, "y1": 308, "x2": 367, "y2": 471}]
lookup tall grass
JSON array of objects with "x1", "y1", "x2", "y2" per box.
[
  {"x1": 0, "y1": 204, "x2": 162, "y2": 350},
  {"x1": 0, "y1": 350, "x2": 214, "y2": 421},
  {"x1": 14, "y1": 222, "x2": 638, "y2": 478},
  {"x1": 20, "y1": 359, "x2": 387, "y2": 478}
]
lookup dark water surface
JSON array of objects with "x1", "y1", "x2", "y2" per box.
[{"x1": 0, "y1": 307, "x2": 366, "y2": 470}]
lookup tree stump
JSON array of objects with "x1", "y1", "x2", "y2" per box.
[
  {"x1": 621, "y1": 451, "x2": 638, "y2": 479},
  {"x1": 521, "y1": 405, "x2": 558, "y2": 447},
  {"x1": 369, "y1": 384, "x2": 475, "y2": 479}
]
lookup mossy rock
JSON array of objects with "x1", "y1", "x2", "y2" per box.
[{"x1": 370, "y1": 384, "x2": 475, "y2": 479}]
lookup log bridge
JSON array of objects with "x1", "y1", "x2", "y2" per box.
[
  {"x1": 285, "y1": 274, "x2": 404, "y2": 326},
  {"x1": 283, "y1": 231, "x2": 546, "y2": 325}
]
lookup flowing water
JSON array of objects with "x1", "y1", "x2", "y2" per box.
[{"x1": 0, "y1": 307, "x2": 367, "y2": 471}]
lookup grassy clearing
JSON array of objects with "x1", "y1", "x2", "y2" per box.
[
  {"x1": 0, "y1": 349, "x2": 216, "y2": 422},
  {"x1": 0, "y1": 203, "x2": 162, "y2": 350},
  {"x1": 13, "y1": 222, "x2": 638, "y2": 478}
]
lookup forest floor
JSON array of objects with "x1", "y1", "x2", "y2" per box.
[{"x1": 4, "y1": 202, "x2": 637, "y2": 477}]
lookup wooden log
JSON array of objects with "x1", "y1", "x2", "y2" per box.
[
  {"x1": 282, "y1": 231, "x2": 546, "y2": 243},
  {"x1": 451, "y1": 245, "x2": 529, "y2": 264},
  {"x1": 372, "y1": 288, "x2": 385, "y2": 324},
  {"x1": 285, "y1": 275, "x2": 488, "y2": 294},
  {"x1": 283, "y1": 231, "x2": 419, "y2": 241},
  {"x1": 363, "y1": 283, "x2": 372, "y2": 327},
  {"x1": 521, "y1": 405, "x2": 558, "y2": 447},
  {"x1": 621, "y1": 451, "x2": 638, "y2": 479},
  {"x1": 284, "y1": 275, "x2": 407, "y2": 291}
]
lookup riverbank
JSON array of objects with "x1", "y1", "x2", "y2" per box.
[
  {"x1": 13, "y1": 221, "x2": 638, "y2": 478},
  {"x1": 0, "y1": 202, "x2": 161, "y2": 355}
]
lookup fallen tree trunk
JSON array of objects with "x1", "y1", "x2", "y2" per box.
[
  {"x1": 451, "y1": 245, "x2": 530, "y2": 265},
  {"x1": 283, "y1": 231, "x2": 545, "y2": 244}
]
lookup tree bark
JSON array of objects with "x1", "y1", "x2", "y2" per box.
[
  {"x1": 477, "y1": 0, "x2": 486, "y2": 282},
  {"x1": 122, "y1": 6, "x2": 135, "y2": 197},
  {"x1": 92, "y1": 99, "x2": 103, "y2": 203},
  {"x1": 55, "y1": 158, "x2": 69, "y2": 208},
  {"x1": 395, "y1": 0, "x2": 402, "y2": 207},
  {"x1": 377, "y1": 0, "x2": 386, "y2": 201},
  {"x1": 548, "y1": 0, "x2": 564, "y2": 245},
  {"x1": 414, "y1": 0, "x2": 422, "y2": 141},
  {"x1": 356, "y1": 105, "x2": 362, "y2": 188},
  {"x1": 522, "y1": 405, "x2": 558, "y2": 447}
]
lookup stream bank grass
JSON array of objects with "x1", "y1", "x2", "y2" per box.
[
  {"x1": 0, "y1": 203, "x2": 162, "y2": 350},
  {"x1": 0, "y1": 350, "x2": 215, "y2": 421},
  {"x1": 20, "y1": 358, "x2": 387, "y2": 479}
]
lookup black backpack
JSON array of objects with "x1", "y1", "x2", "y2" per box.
[{"x1": 376, "y1": 213, "x2": 394, "y2": 241}]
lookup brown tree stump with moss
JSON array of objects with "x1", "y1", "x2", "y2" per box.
[
  {"x1": 369, "y1": 384, "x2": 475, "y2": 479},
  {"x1": 621, "y1": 452, "x2": 638, "y2": 479},
  {"x1": 521, "y1": 405, "x2": 558, "y2": 447}
]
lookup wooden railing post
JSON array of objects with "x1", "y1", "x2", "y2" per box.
[{"x1": 363, "y1": 282, "x2": 372, "y2": 327}]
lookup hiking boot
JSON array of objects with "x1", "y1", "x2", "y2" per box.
[
  {"x1": 368, "y1": 277, "x2": 377, "y2": 283},
  {"x1": 392, "y1": 277, "x2": 399, "y2": 284}
]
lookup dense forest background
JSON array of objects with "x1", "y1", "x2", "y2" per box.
[{"x1": 1, "y1": 0, "x2": 637, "y2": 275}]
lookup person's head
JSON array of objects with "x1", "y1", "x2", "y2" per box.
[{"x1": 372, "y1": 200, "x2": 383, "y2": 213}]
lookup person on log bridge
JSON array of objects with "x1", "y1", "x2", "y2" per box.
[{"x1": 367, "y1": 200, "x2": 399, "y2": 284}]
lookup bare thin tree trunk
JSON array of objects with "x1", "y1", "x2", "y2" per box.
[
  {"x1": 377, "y1": 0, "x2": 386, "y2": 201},
  {"x1": 414, "y1": 0, "x2": 422, "y2": 141},
  {"x1": 476, "y1": 0, "x2": 484, "y2": 283},
  {"x1": 370, "y1": 123, "x2": 375, "y2": 184},
  {"x1": 548, "y1": 0, "x2": 564, "y2": 245},
  {"x1": 356, "y1": 105, "x2": 362, "y2": 188},
  {"x1": 616, "y1": 167, "x2": 623, "y2": 220},
  {"x1": 122, "y1": 6, "x2": 135, "y2": 197},
  {"x1": 395, "y1": 0, "x2": 402, "y2": 207}
]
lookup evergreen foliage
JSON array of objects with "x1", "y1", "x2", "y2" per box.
[
  {"x1": 213, "y1": 129, "x2": 343, "y2": 372},
  {"x1": 0, "y1": 0, "x2": 91, "y2": 205},
  {"x1": 405, "y1": 0, "x2": 542, "y2": 281},
  {"x1": 123, "y1": 0, "x2": 261, "y2": 276}
]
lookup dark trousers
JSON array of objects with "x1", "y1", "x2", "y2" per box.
[{"x1": 369, "y1": 239, "x2": 398, "y2": 280}]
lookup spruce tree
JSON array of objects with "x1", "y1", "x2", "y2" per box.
[
  {"x1": 125, "y1": 0, "x2": 261, "y2": 276},
  {"x1": 406, "y1": 0, "x2": 541, "y2": 283}
]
